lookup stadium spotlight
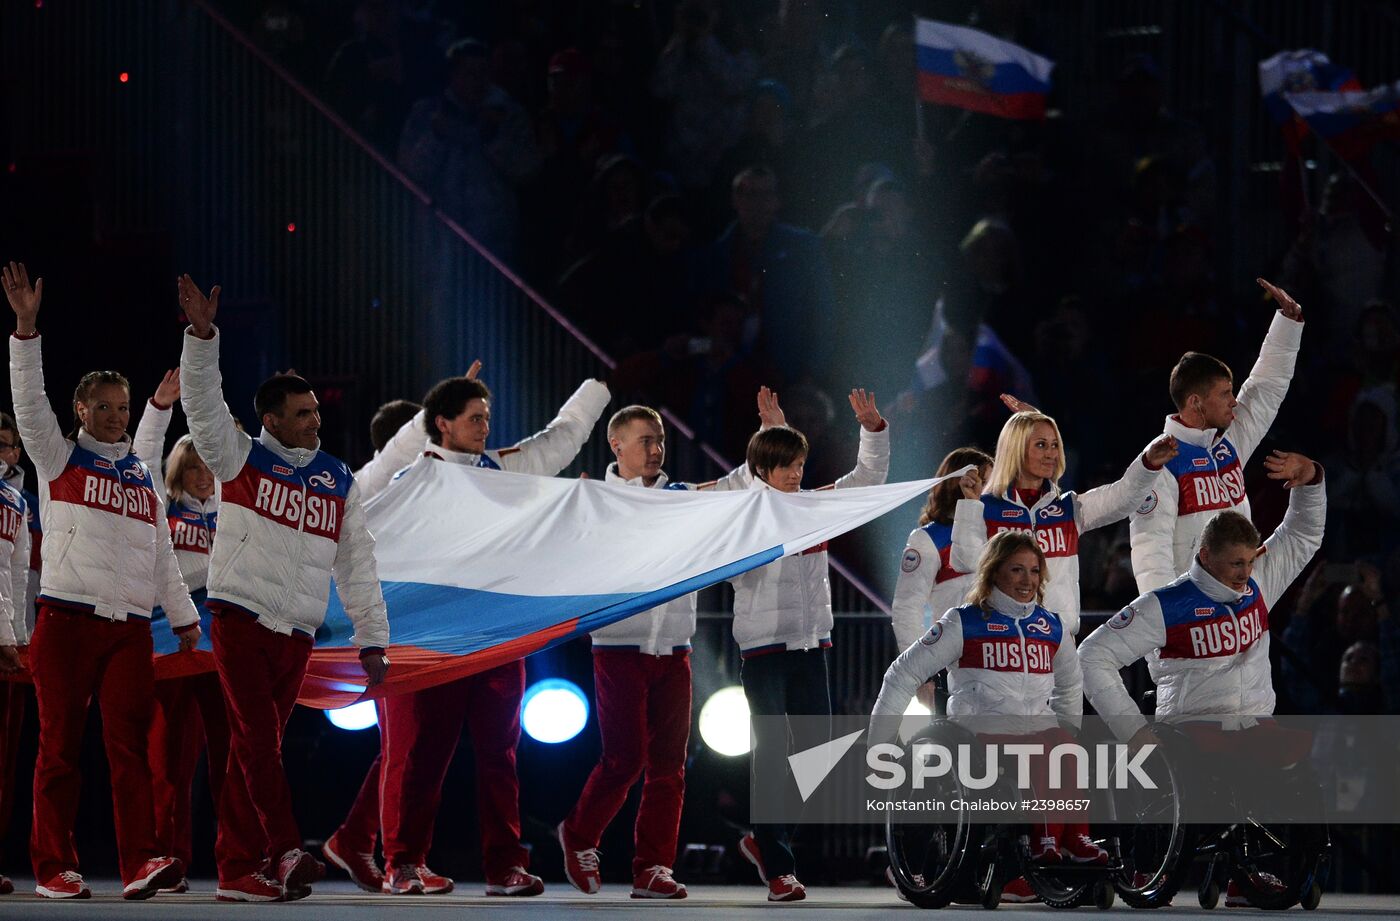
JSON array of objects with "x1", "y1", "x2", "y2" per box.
[
  {"x1": 698, "y1": 685, "x2": 750, "y2": 756},
  {"x1": 325, "y1": 700, "x2": 378, "y2": 731},
  {"x1": 522, "y1": 678, "x2": 590, "y2": 744}
]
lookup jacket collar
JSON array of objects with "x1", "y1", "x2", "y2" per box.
[
  {"x1": 1163, "y1": 414, "x2": 1222, "y2": 450},
  {"x1": 988, "y1": 587, "x2": 1038, "y2": 619},
  {"x1": 0, "y1": 461, "x2": 18, "y2": 491},
  {"x1": 604, "y1": 462, "x2": 669, "y2": 488},
  {"x1": 424, "y1": 443, "x2": 483, "y2": 466},
  {"x1": 999, "y1": 478, "x2": 1060, "y2": 513},
  {"x1": 257, "y1": 428, "x2": 320, "y2": 468},
  {"x1": 1188, "y1": 558, "x2": 1246, "y2": 604},
  {"x1": 175, "y1": 493, "x2": 219, "y2": 516},
  {"x1": 76, "y1": 428, "x2": 134, "y2": 461}
]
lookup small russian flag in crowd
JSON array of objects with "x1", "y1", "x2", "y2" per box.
[
  {"x1": 914, "y1": 18, "x2": 1053, "y2": 120},
  {"x1": 1284, "y1": 81, "x2": 1400, "y2": 160},
  {"x1": 1258, "y1": 49, "x2": 1360, "y2": 148}
]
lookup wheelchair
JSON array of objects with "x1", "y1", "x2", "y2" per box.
[
  {"x1": 1105, "y1": 722, "x2": 1330, "y2": 911},
  {"x1": 883, "y1": 720, "x2": 1120, "y2": 910}
]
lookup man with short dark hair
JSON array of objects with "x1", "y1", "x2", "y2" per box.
[
  {"x1": 1084, "y1": 449, "x2": 1324, "y2": 734},
  {"x1": 369, "y1": 400, "x2": 422, "y2": 457},
  {"x1": 1130, "y1": 279, "x2": 1305, "y2": 592},
  {"x1": 177, "y1": 275, "x2": 390, "y2": 903},
  {"x1": 376, "y1": 368, "x2": 609, "y2": 897}
]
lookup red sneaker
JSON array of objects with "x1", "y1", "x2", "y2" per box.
[
  {"x1": 632, "y1": 865, "x2": 687, "y2": 899},
  {"x1": 767, "y1": 873, "x2": 806, "y2": 902},
  {"x1": 1060, "y1": 833, "x2": 1109, "y2": 865},
  {"x1": 738, "y1": 833, "x2": 768, "y2": 884},
  {"x1": 383, "y1": 864, "x2": 424, "y2": 895},
  {"x1": 159, "y1": 878, "x2": 189, "y2": 894},
  {"x1": 1001, "y1": 876, "x2": 1039, "y2": 904},
  {"x1": 1225, "y1": 872, "x2": 1286, "y2": 908},
  {"x1": 123, "y1": 857, "x2": 185, "y2": 900},
  {"x1": 485, "y1": 866, "x2": 544, "y2": 897},
  {"x1": 0, "y1": 874, "x2": 13, "y2": 895},
  {"x1": 1032, "y1": 835, "x2": 1063, "y2": 864},
  {"x1": 277, "y1": 848, "x2": 324, "y2": 894},
  {"x1": 36, "y1": 871, "x2": 91, "y2": 899},
  {"x1": 557, "y1": 821, "x2": 601, "y2": 894},
  {"x1": 322, "y1": 832, "x2": 384, "y2": 893},
  {"x1": 215, "y1": 872, "x2": 283, "y2": 902}
]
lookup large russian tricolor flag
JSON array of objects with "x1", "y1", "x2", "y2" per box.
[
  {"x1": 915, "y1": 18, "x2": 1053, "y2": 120},
  {"x1": 1284, "y1": 81, "x2": 1400, "y2": 160}
]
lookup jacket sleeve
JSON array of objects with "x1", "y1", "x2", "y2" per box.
[
  {"x1": 1075, "y1": 449, "x2": 1160, "y2": 534},
  {"x1": 1227, "y1": 311, "x2": 1303, "y2": 465},
  {"x1": 179, "y1": 327, "x2": 252, "y2": 482},
  {"x1": 890, "y1": 528, "x2": 939, "y2": 651},
  {"x1": 1254, "y1": 475, "x2": 1326, "y2": 610},
  {"x1": 688, "y1": 462, "x2": 753, "y2": 492},
  {"x1": 498, "y1": 379, "x2": 610, "y2": 476},
  {"x1": 831, "y1": 422, "x2": 890, "y2": 489},
  {"x1": 8, "y1": 335, "x2": 75, "y2": 482},
  {"x1": 1078, "y1": 593, "x2": 1168, "y2": 740},
  {"x1": 8, "y1": 510, "x2": 29, "y2": 644},
  {"x1": 332, "y1": 482, "x2": 390, "y2": 649},
  {"x1": 871, "y1": 611, "x2": 964, "y2": 722},
  {"x1": 133, "y1": 398, "x2": 174, "y2": 504},
  {"x1": 948, "y1": 498, "x2": 989, "y2": 574},
  {"x1": 153, "y1": 499, "x2": 199, "y2": 631},
  {"x1": 1051, "y1": 633, "x2": 1085, "y2": 726},
  {"x1": 1129, "y1": 468, "x2": 1180, "y2": 593},
  {"x1": 353, "y1": 409, "x2": 428, "y2": 501},
  {"x1": 0, "y1": 521, "x2": 18, "y2": 647}
]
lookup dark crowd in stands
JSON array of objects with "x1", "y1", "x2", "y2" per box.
[{"x1": 224, "y1": 0, "x2": 1397, "y2": 715}]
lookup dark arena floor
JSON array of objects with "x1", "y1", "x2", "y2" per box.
[{"x1": 0, "y1": 882, "x2": 1397, "y2": 919}]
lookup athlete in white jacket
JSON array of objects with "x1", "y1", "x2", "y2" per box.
[
  {"x1": 1081, "y1": 451, "x2": 1325, "y2": 744},
  {"x1": 0, "y1": 415, "x2": 35, "y2": 899},
  {"x1": 558, "y1": 397, "x2": 760, "y2": 900},
  {"x1": 377, "y1": 371, "x2": 609, "y2": 899},
  {"x1": 950, "y1": 411, "x2": 1177, "y2": 634},
  {"x1": 5, "y1": 261, "x2": 192, "y2": 900},
  {"x1": 1129, "y1": 279, "x2": 1304, "y2": 592},
  {"x1": 734, "y1": 389, "x2": 888, "y2": 903},
  {"x1": 177, "y1": 274, "x2": 388, "y2": 902},
  {"x1": 131, "y1": 372, "x2": 229, "y2": 891}
]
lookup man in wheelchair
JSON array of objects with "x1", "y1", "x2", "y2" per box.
[{"x1": 1080, "y1": 449, "x2": 1325, "y2": 908}]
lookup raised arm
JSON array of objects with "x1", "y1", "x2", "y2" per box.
[
  {"x1": 831, "y1": 389, "x2": 889, "y2": 489},
  {"x1": 1078, "y1": 594, "x2": 1168, "y2": 741},
  {"x1": 332, "y1": 483, "x2": 390, "y2": 653},
  {"x1": 497, "y1": 378, "x2": 610, "y2": 476},
  {"x1": 1227, "y1": 279, "x2": 1304, "y2": 464},
  {"x1": 177, "y1": 275, "x2": 251, "y2": 482},
  {"x1": 354, "y1": 409, "x2": 428, "y2": 500},
  {"x1": 133, "y1": 370, "x2": 180, "y2": 503},
  {"x1": 1076, "y1": 435, "x2": 1178, "y2": 533},
  {"x1": 872, "y1": 611, "x2": 965, "y2": 721},
  {"x1": 890, "y1": 528, "x2": 940, "y2": 651},
  {"x1": 1129, "y1": 467, "x2": 1181, "y2": 593},
  {"x1": 1252, "y1": 452, "x2": 1325, "y2": 608},
  {"x1": 4, "y1": 263, "x2": 73, "y2": 480}
]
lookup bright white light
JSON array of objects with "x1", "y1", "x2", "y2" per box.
[
  {"x1": 325, "y1": 700, "x2": 378, "y2": 731},
  {"x1": 521, "y1": 679, "x2": 589, "y2": 744},
  {"x1": 904, "y1": 697, "x2": 932, "y2": 717},
  {"x1": 698, "y1": 685, "x2": 751, "y2": 756}
]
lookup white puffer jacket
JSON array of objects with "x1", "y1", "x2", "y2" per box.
[
  {"x1": 1081, "y1": 472, "x2": 1325, "y2": 740},
  {"x1": 133, "y1": 398, "x2": 219, "y2": 593},
  {"x1": 729, "y1": 423, "x2": 889, "y2": 655},
  {"x1": 0, "y1": 463, "x2": 31, "y2": 646},
  {"x1": 180, "y1": 327, "x2": 388, "y2": 648},
  {"x1": 589, "y1": 461, "x2": 751, "y2": 654},
  {"x1": 9, "y1": 334, "x2": 197, "y2": 629}
]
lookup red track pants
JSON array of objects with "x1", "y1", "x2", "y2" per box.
[
  {"x1": 0, "y1": 678, "x2": 30, "y2": 871},
  {"x1": 148, "y1": 671, "x2": 229, "y2": 868},
  {"x1": 562, "y1": 649, "x2": 691, "y2": 875}
]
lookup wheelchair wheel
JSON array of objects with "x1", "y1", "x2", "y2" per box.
[
  {"x1": 885, "y1": 811, "x2": 974, "y2": 908},
  {"x1": 1107, "y1": 746, "x2": 1194, "y2": 908},
  {"x1": 1301, "y1": 880, "x2": 1322, "y2": 910},
  {"x1": 1094, "y1": 879, "x2": 1117, "y2": 910},
  {"x1": 1228, "y1": 821, "x2": 1327, "y2": 911}
]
